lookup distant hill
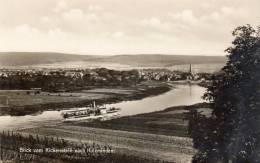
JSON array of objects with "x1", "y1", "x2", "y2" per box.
[
  {"x1": 97, "y1": 54, "x2": 226, "y2": 67},
  {"x1": 0, "y1": 52, "x2": 100, "y2": 66},
  {"x1": 0, "y1": 52, "x2": 227, "y2": 69}
]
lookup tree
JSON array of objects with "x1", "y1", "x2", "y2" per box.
[{"x1": 191, "y1": 25, "x2": 260, "y2": 163}]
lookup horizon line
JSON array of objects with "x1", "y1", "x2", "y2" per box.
[{"x1": 0, "y1": 51, "x2": 226, "y2": 57}]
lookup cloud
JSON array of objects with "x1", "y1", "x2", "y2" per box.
[
  {"x1": 200, "y1": 2, "x2": 212, "y2": 10},
  {"x1": 140, "y1": 17, "x2": 172, "y2": 32},
  {"x1": 88, "y1": 5, "x2": 103, "y2": 12},
  {"x1": 53, "y1": 0, "x2": 68, "y2": 13},
  {"x1": 171, "y1": 10, "x2": 198, "y2": 25},
  {"x1": 0, "y1": 0, "x2": 259, "y2": 55},
  {"x1": 62, "y1": 9, "x2": 85, "y2": 21},
  {"x1": 112, "y1": 31, "x2": 125, "y2": 38},
  {"x1": 40, "y1": 16, "x2": 51, "y2": 24},
  {"x1": 221, "y1": 6, "x2": 235, "y2": 15},
  {"x1": 59, "y1": 8, "x2": 102, "y2": 35}
]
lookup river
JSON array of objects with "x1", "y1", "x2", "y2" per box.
[{"x1": 0, "y1": 84, "x2": 206, "y2": 131}]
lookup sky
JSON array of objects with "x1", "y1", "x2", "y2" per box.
[{"x1": 0, "y1": 0, "x2": 259, "y2": 56}]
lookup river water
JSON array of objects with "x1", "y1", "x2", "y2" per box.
[{"x1": 0, "y1": 84, "x2": 206, "y2": 131}]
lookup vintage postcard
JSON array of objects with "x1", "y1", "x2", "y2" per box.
[{"x1": 0, "y1": 0, "x2": 259, "y2": 162}]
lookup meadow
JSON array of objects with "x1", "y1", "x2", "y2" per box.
[
  {"x1": 0, "y1": 131, "x2": 168, "y2": 163},
  {"x1": 19, "y1": 103, "x2": 212, "y2": 162},
  {"x1": 0, "y1": 81, "x2": 171, "y2": 116}
]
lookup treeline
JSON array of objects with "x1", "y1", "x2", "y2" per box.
[
  {"x1": 0, "y1": 131, "x2": 168, "y2": 163},
  {"x1": 0, "y1": 68, "x2": 140, "y2": 92},
  {"x1": 189, "y1": 25, "x2": 260, "y2": 162}
]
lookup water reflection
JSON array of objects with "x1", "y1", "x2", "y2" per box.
[
  {"x1": 107, "y1": 84, "x2": 206, "y2": 116},
  {"x1": 0, "y1": 84, "x2": 206, "y2": 131},
  {"x1": 0, "y1": 111, "x2": 63, "y2": 131},
  {"x1": 0, "y1": 109, "x2": 44, "y2": 116}
]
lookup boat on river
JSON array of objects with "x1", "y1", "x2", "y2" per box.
[{"x1": 61, "y1": 101, "x2": 121, "y2": 121}]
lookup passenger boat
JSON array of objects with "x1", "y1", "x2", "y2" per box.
[{"x1": 61, "y1": 101, "x2": 121, "y2": 121}]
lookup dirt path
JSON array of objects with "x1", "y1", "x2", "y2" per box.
[{"x1": 20, "y1": 124, "x2": 195, "y2": 162}]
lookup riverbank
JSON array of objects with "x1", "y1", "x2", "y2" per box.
[
  {"x1": 169, "y1": 80, "x2": 211, "y2": 88},
  {"x1": 20, "y1": 102, "x2": 213, "y2": 162},
  {"x1": 0, "y1": 81, "x2": 171, "y2": 116},
  {"x1": 67, "y1": 102, "x2": 212, "y2": 137}
]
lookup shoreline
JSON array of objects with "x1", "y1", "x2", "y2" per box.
[
  {"x1": 0, "y1": 81, "x2": 172, "y2": 116},
  {"x1": 67, "y1": 102, "x2": 212, "y2": 137},
  {"x1": 19, "y1": 102, "x2": 212, "y2": 162},
  {"x1": 0, "y1": 83, "x2": 209, "y2": 162}
]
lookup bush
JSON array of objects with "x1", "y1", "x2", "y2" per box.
[{"x1": 191, "y1": 25, "x2": 260, "y2": 162}]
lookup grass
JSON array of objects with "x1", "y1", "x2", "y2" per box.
[
  {"x1": 0, "y1": 131, "x2": 169, "y2": 163},
  {"x1": 21, "y1": 125, "x2": 194, "y2": 162},
  {"x1": 71, "y1": 103, "x2": 212, "y2": 137},
  {"x1": 0, "y1": 81, "x2": 171, "y2": 116},
  {"x1": 19, "y1": 103, "x2": 211, "y2": 162},
  {"x1": 0, "y1": 90, "x2": 111, "y2": 106}
]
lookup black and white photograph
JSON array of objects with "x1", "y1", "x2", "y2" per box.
[{"x1": 0, "y1": 0, "x2": 259, "y2": 162}]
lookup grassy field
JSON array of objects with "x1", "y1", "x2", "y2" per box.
[
  {"x1": 0, "y1": 131, "x2": 167, "y2": 163},
  {"x1": 0, "y1": 81, "x2": 171, "y2": 116},
  {"x1": 0, "y1": 90, "x2": 111, "y2": 106},
  {"x1": 20, "y1": 103, "x2": 212, "y2": 162},
  {"x1": 21, "y1": 125, "x2": 194, "y2": 162},
  {"x1": 70, "y1": 103, "x2": 212, "y2": 137}
]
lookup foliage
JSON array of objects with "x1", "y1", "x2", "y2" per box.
[
  {"x1": 191, "y1": 24, "x2": 260, "y2": 162},
  {"x1": 0, "y1": 68, "x2": 140, "y2": 91}
]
